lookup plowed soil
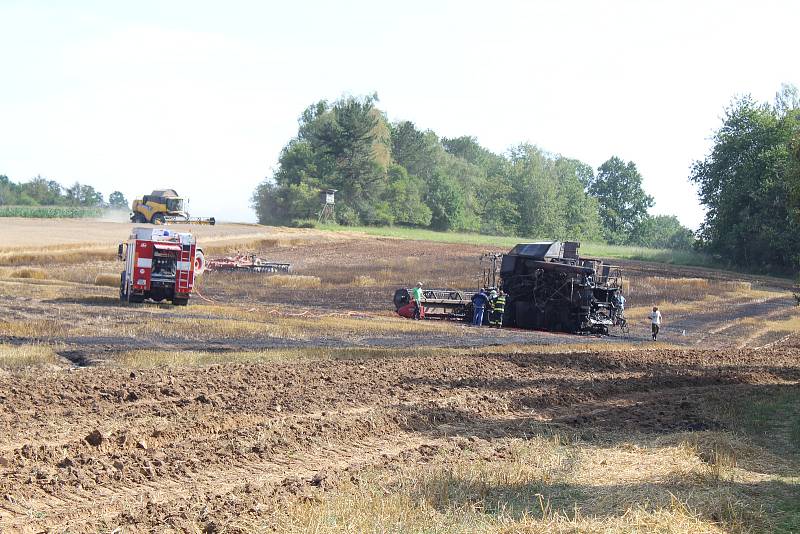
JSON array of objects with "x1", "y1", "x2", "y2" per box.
[{"x1": 1, "y1": 343, "x2": 799, "y2": 531}]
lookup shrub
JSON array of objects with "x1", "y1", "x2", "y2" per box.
[
  {"x1": 11, "y1": 268, "x2": 48, "y2": 279},
  {"x1": 94, "y1": 273, "x2": 120, "y2": 287},
  {"x1": 0, "y1": 206, "x2": 105, "y2": 218},
  {"x1": 290, "y1": 219, "x2": 317, "y2": 229}
]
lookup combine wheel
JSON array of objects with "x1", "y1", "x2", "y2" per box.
[
  {"x1": 132, "y1": 213, "x2": 147, "y2": 223},
  {"x1": 151, "y1": 213, "x2": 165, "y2": 225}
]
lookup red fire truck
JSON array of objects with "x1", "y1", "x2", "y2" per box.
[{"x1": 118, "y1": 227, "x2": 201, "y2": 305}]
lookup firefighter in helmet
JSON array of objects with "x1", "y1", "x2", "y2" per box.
[{"x1": 489, "y1": 289, "x2": 506, "y2": 328}]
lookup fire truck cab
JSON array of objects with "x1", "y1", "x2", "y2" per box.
[{"x1": 118, "y1": 227, "x2": 200, "y2": 305}]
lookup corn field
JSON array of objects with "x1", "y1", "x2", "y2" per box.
[{"x1": 0, "y1": 205, "x2": 105, "y2": 218}]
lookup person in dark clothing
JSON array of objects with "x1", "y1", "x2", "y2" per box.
[
  {"x1": 489, "y1": 290, "x2": 506, "y2": 328},
  {"x1": 471, "y1": 289, "x2": 490, "y2": 326}
]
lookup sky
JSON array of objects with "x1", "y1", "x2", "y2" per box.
[{"x1": 1, "y1": 0, "x2": 798, "y2": 229}]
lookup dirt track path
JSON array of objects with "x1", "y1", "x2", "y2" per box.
[
  {"x1": 2, "y1": 343, "x2": 799, "y2": 532},
  {"x1": 642, "y1": 294, "x2": 796, "y2": 348}
]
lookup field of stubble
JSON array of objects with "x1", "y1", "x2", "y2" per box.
[{"x1": 0, "y1": 219, "x2": 798, "y2": 533}]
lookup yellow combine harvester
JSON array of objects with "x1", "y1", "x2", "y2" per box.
[{"x1": 130, "y1": 189, "x2": 215, "y2": 225}]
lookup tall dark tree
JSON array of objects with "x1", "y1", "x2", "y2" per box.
[
  {"x1": 690, "y1": 89, "x2": 800, "y2": 271},
  {"x1": 589, "y1": 157, "x2": 654, "y2": 244},
  {"x1": 253, "y1": 95, "x2": 391, "y2": 225},
  {"x1": 390, "y1": 121, "x2": 440, "y2": 181}
]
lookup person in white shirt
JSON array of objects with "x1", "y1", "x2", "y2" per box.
[{"x1": 648, "y1": 306, "x2": 662, "y2": 341}]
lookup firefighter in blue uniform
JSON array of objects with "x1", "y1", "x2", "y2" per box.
[{"x1": 471, "y1": 289, "x2": 490, "y2": 326}]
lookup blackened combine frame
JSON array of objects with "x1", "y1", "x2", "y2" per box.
[
  {"x1": 393, "y1": 240, "x2": 625, "y2": 335},
  {"x1": 500, "y1": 241, "x2": 624, "y2": 334}
]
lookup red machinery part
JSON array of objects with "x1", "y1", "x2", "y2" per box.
[
  {"x1": 397, "y1": 302, "x2": 426, "y2": 319},
  {"x1": 397, "y1": 302, "x2": 415, "y2": 319},
  {"x1": 194, "y1": 249, "x2": 206, "y2": 274},
  {"x1": 133, "y1": 240, "x2": 153, "y2": 290}
]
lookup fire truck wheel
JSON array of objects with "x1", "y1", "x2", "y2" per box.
[
  {"x1": 129, "y1": 295, "x2": 144, "y2": 304},
  {"x1": 119, "y1": 272, "x2": 127, "y2": 302},
  {"x1": 173, "y1": 298, "x2": 188, "y2": 306},
  {"x1": 194, "y1": 250, "x2": 205, "y2": 274}
]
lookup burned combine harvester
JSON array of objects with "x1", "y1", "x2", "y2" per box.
[{"x1": 500, "y1": 241, "x2": 623, "y2": 334}]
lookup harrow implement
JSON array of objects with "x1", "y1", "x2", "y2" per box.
[{"x1": 206, "y1": 254, "x2": 291, "y2": 274}]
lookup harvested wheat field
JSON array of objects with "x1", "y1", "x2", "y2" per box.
[{"x1": 1, "y1": 219, "x2": 798, "y2": 532}]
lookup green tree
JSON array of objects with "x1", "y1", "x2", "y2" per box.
[
  {"x1": 65, "y1": 182, "x2": 81, "y2": 205},
  {"x1": 551, "y1": 157, "x2": 603, "y2": 241},
  {"x1": 0, "y1": 175, "x2": 19, "y2": 205},
  {"x1": 108, "y1": 191, "x2": 129, "y2": 209},
  {"x1": 390, "y1": 121, "x2": 440, "y2": 181},
  {"x1": 476, "y1": 172, "x2": 518, "y2": 236},
  {"x1": 384, "y1": 164, "x2": 432, "y2": 226},
  {"x1": 443, "y1": 136, "x2": 517, "y2": 234},
  {"x1": 20, "y1": 176, "x2": 62, "y2": 205},
  {"x1": 0, "y1": 175, "x2": 114, "y2": 208},
  {"x1": 251, "y1": 179, "x2": 318, "y2": 225},
  {"x1": 79, "y1": 185, "x2": 103, "y2": 206},
  {"x1": 589, "y1": 157, "x2": 654, "y2": 244},
  {"x1": 252, "y1": 93, "x2": 690, "y2": 245},
  {"x1": 507, "y1": 144, "x2": 563, "y2": 239},
  {"x1": 690, "y1": 89, "x2": 800, "y2": 272},
  {"x1": 254, "y1": 95, "x2": 391, "y2": 226},
  {"x1": 65, "y1": 182, "x2": 103, "y2": 206},
  {"x1": 629, "y1": 215, "x2": 695, "y2": 249},
  {"x1": 390, "y1": 123, "x2": 486, "y2": 230},
  {"x1": 425, "y1": 171, "x2": 464, "y2": 231}
]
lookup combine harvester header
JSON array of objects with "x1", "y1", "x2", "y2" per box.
[
  {"x1": 394, "y1": 288, "x2": 474, "y2": 320},
  {"x1": 130, "y1": 189, "x2": 215, "y2": 225}
]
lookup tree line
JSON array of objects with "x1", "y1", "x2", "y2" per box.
[
  {"x1": 252, "y1": 95, "x2": 694, "y2": 250},
  {"x1": 691, "y1": 85, "x2": 800, "y2": 273},
  {"x1": 0, "y1": 175, "x2": 128, "y2": 209}
]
